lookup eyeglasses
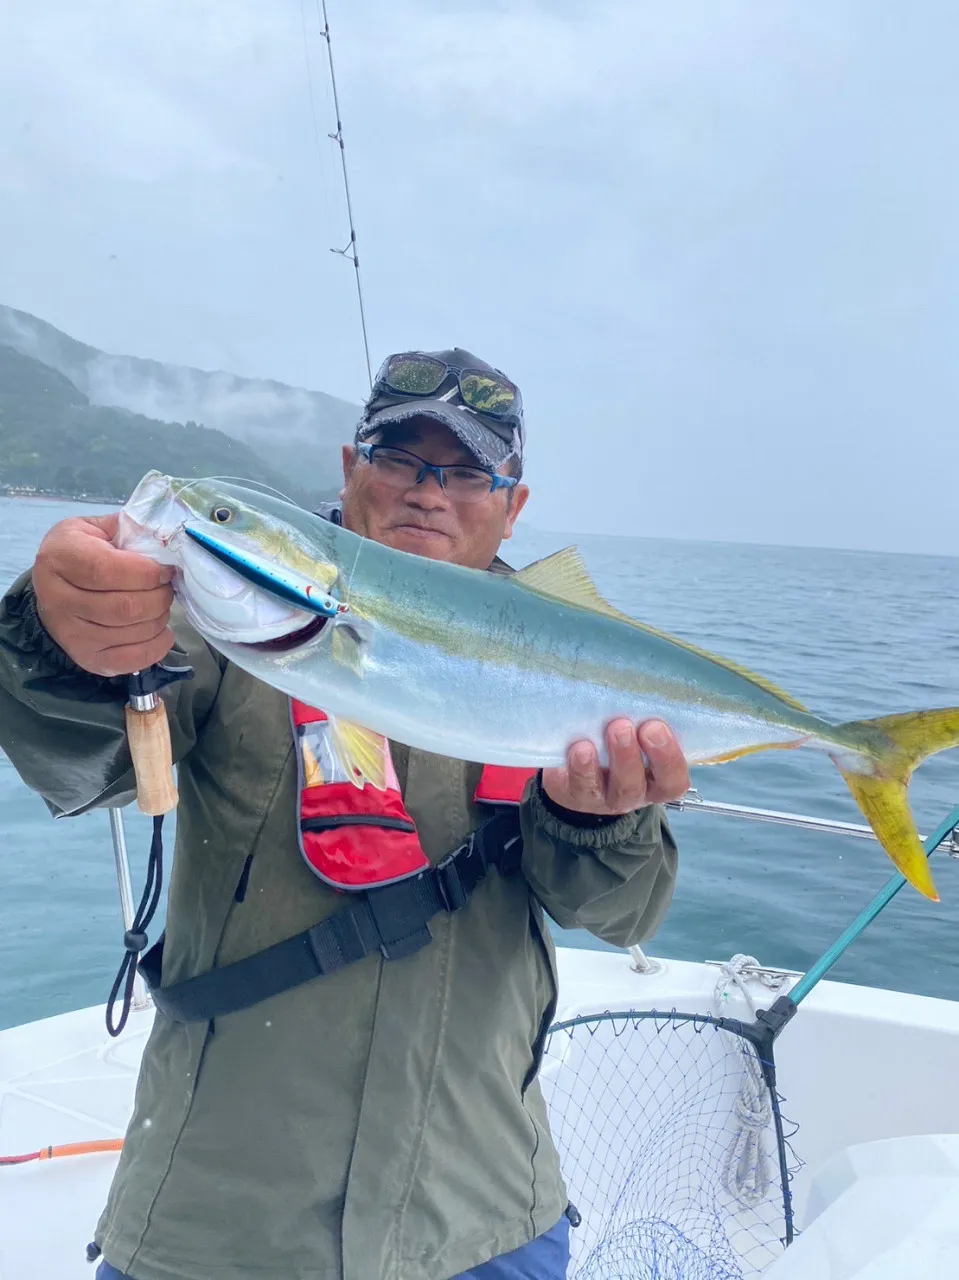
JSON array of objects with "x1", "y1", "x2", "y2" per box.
[
  {"x1": 356, "y1": 443, "x2": 518, "y2": 503},
  {"x1": 372, "y1": 353, "x2": 523, "y2": 427}
]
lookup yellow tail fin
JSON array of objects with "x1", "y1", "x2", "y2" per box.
[{"x1": 834, "y1": 708, "x2": 959, "y2": 901}]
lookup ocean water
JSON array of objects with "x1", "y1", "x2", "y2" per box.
[{"x1": 1, "y1": 495, "x2": 958, "y2": 1033}]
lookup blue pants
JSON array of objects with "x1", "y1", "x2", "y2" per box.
[{"x1": 95, "y1": 1215, "x2": 570, "y2": 1279}]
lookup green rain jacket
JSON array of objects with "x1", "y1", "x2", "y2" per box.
[{"x1": 0, "y1": 555, "x2": 678, "y2": 1280}]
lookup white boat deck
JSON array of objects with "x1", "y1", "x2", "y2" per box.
[{"x1": 2, "y1": 947, "x2": 959, "y2": 1278}]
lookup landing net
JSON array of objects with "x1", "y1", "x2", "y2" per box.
[{"x1": 540, "y1": 1010, "x2": 800, "y2": 1280}]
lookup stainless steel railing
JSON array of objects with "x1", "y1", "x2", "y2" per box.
[{"x1": 665, "y1": 789, "x2": 959, "y2": 855}]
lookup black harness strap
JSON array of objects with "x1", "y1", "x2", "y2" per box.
[{"x1": 137, "y1": 808, "x2": 523, "y2": 1024}]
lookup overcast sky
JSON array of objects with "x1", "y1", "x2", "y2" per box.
[{"x1": 2, "y1": 1, "x2": 958, "y2": 554}]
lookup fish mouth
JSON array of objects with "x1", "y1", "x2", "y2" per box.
[{"x1": 243, "y1": 615, "x2": 329, "y2": 654}]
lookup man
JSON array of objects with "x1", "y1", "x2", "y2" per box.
[{"x1": 0, "y1": 347, "x2": 689, "y2": 1280}]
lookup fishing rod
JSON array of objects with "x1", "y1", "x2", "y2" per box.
[
  {"x1": 108, "y1": 1, "x2": 376, "y2": 1028},
  {"x1": 300, "y1": 0, "x2": 373, "y2": 388},
  {"x1": 105, "y1": 2, "x2": 958, "y2": 1035},
  {"x1": 103, "y1": 664, "x2": 195, "y2": 1035}
]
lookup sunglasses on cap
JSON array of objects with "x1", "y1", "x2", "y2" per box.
[{"x1": 371, "y1": 352, "x2": 523, "y2": 430}]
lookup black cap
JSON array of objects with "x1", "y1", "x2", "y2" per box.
[{"x1": 355, "y1": 347, "x2": 525, "y2": 473}]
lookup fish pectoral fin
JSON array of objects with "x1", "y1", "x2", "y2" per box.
[
  {"x1": 331, "y1": 619, "x2": 370, "y2": 678},
  {"x1": 514, "y1": 548, "x2": 809, "y2": 714},
  {"x1": 327, "y1": 716, "x2": 389, "y2": 790}
]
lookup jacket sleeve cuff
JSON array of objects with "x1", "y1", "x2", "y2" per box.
[
  {"x1": 528, "y1": 771, "x2": 647, "y2": 849},
  {"x1": 4, "y1": 570, "x2": 124, "y2": 691}
]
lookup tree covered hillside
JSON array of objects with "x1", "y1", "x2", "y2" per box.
[
  {"x1": 0, "y1": 345, "x2": 338, "y2": 507},
  {"x1": 0, "y1": 303, "x2": 359, "y2": 496}
]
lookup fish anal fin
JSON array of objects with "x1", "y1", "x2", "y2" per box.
[
  {"x1": 697, "y1": 738, "x2": 808, "y2": 766},
  {"x1": 328, "y1": 716, "x2": 388, "y2": 791},
  {"x1": 514, "y1": 549, "x2": 809, "y2": 714}
]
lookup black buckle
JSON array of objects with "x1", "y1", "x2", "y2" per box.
[
  {"x1": 436, "y1": 828, "x2": 487, "y2": 912},
  {"x1": 435, "y1": 854, "x2": 467, "y2": 911}
]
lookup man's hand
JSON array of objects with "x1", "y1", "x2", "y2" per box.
[
  {"x1": 32, "y1": 513, "x2": 175, "y2": 678},
  {"x1": 541, "y1": 718, "x2": 690, "y2": 816}
]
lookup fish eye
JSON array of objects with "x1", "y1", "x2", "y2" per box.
[{"x1": 211, "y1": 506, "x2": 233, "y2": 524}]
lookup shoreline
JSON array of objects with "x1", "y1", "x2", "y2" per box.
[{"x1": 0, "y1": 491, "x2": 123, "y2": 506}]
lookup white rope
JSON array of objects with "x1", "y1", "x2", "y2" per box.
[{"x1": 714, "y1": 954, "x2": 780, "y2": 1208}]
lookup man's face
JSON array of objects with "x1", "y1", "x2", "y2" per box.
[{"x1": 339, "y1": 418, "x2": 529, "y2": 569}]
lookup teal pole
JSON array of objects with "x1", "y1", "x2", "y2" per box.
[{"x1": 789, "y1": 802, "x2": 959, "y2": 1006}]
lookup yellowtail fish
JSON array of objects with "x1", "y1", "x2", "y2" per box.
[{"x1": 117, "y1": 470, "x2": 959, "y2": 901}]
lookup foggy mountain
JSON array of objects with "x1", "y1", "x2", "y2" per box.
[
  {"x1": 0, "y1": 304, "x2": 361, "y2": 496},
  {"x1": 0, "y1": 344, "x2": 325, "y2": 507}
]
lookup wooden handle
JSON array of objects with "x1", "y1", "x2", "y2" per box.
[{"x1": 125, "y1": 701, "x2": 178, "y2": 815}]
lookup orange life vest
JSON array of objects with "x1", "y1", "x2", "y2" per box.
[{"x1": 292, "y1": 698, "x2": 536, "y2": 891}]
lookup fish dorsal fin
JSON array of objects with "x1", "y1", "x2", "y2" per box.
[
  {"x1": 513, "y1": 547, "x2": 809, "y2": 714},
  {"x1": 514, "y1": 546, "x2": 619, "y2": 616}
]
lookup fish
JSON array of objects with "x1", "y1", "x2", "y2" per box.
[{"x1": 116, "y1": 469, "x2": 959, "y2": 901}]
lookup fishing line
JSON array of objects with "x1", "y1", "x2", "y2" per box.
[
  {"x1": 342, "y1": 536, "x2": 364, "y2": 609},
  {"x1": 197, "y1": 476, "x2": 301, "y2": 506},
  {"x1": 297, "y1": 0, "x2": 371, "y2": 388},
  {"x1": 317, "y1": 0, "x2": 373, "y2": 389},
  {"x1": 299, "y1": 0, "x2": 335, "y2": 234}
]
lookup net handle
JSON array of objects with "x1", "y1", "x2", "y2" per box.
[{"x1": 790, "y1": 800, "x2": 959, "y2": 1005}]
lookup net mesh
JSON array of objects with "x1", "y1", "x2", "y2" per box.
[{"x1": 540, "y1": 1011, "x2": 800, "y2": 1280}]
